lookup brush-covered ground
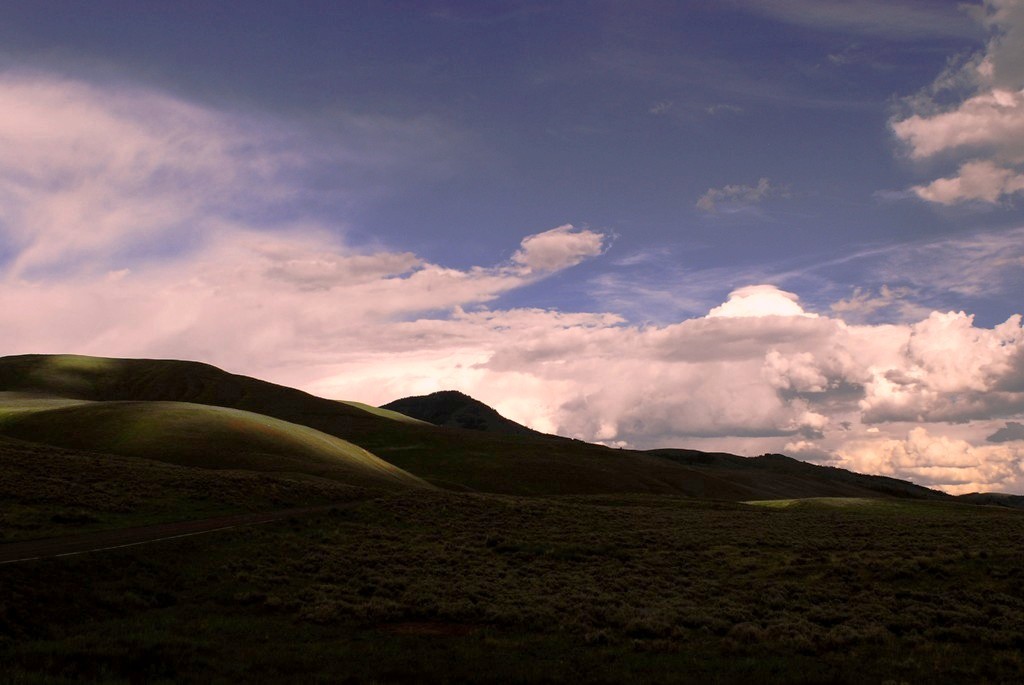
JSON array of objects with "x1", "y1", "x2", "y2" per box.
[{"x1": 3, "y1": 477, "x2": 1024, "y2": 683}]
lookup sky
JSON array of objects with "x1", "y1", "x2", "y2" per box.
[{"x1": 2, "y1": 0, "x2": 1024, "y2": 494}]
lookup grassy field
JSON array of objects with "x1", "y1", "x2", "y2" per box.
[{"x1": 3, "y1": 489, "x2": 1024, "y2": 683}]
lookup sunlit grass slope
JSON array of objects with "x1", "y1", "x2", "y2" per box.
[
  {"x1": 337, "y1": 400, "x2": 430, "y2": 425},
  {"x1": 0, "y1": 398, "x2": 426, "y2": 489}
]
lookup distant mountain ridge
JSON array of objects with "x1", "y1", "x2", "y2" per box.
[
  {"x1": 956, "y1": 492, "x2": 1024, "y2": 510},
  {"x1": 381, "y1": 390, "x2": 544, "y2": 437},
  {"x1": 649, "y1": 449, "x2": 949, "y2": 502},
  {"x1": 0, "y1": 353, "x2": 983, "y2": 502}
]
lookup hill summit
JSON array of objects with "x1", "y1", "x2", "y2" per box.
[{"x1": 381, "y1": 390, "x2": 544, "y2": 437}]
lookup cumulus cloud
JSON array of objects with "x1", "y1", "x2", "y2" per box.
[
  {"x1": 858, "y1": 311, "x2": 1024, "y2": 424},
  {"x1": 696, "y1": 177, "x2": 781, "y2": 212},
  {"x1": 911, "y1": 160, "x2": 1024, "y2": 204},
  {"x1": 836, "y1": 427, "x2": 1024, "y2": 495},
  {"x1": 707, "y1": 285, "x2": 817, "y2": 318},
  {"x1": 511, "y1": 224, "x2": 606, "y2": 273},
  {"x1": 892, "y1": 0, "x2": 1024, "y2": 204}
]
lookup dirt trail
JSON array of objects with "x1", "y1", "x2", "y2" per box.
[{"x1": 0, "y1": 505, "x2": 336, "y2": 565}]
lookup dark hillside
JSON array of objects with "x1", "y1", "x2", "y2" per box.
[
  {"x1": 650, "y1": 449, "x2": 952, "y2": 502},
  {"x1": 957, "y1": 492, "x2": 1024, "y2": 509},
  {"x1": 382, "y1": 390, "x2": 545, "y2": 437}
]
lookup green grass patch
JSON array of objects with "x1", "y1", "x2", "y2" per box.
[
  {"x1": 0, "y1": 400, "x2": 427, "y2": 490},
  {"x1": 0, "y1": 393, "x2": 93, "y2": 418},
  {"x1": 745, "y1": 497, "x2": 1000, "y2": 519},
  {"x1": 747, "y1": 497, "x2": 885, "y2": 509},
  {"x1": 337, "y1": 401, "x2": 430, "y2": 425}
]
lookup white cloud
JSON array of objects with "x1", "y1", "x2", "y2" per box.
[
  {"x1": 707, "y1": 284, "x2": 817, "y2": 319},
  {"x1": 893, "y1": 89, "x2": 1024, "y2": 161},
  {"x1": 511, "y1": 224, "x2": 606, "y2": 273},
  {"x1": 836, "y1": 427, "x2": 1024, "y2": 494},
  {"x1": 0, "y1": 69, "x2": 606, "y2": 372},
  {"x1": 0, "y1": 71, "x2": 283, "y2": 276},
  {"x1": 892, "y1": 1, "x2": 1024, "y2": 204},
  {"x1": 858, "y1": 311, "x2": 1024, "y2": 424},
  {"x1": 911, "y1": 160, "x2": 1024, "y2": 204}
]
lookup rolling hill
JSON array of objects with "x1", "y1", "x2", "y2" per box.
[
  {"x1": 649, "y1": 449, "x2": 949, "y2": 501},
  {"x1": 0, "y1": 353, "x2": 956, "y2": 501},
  {"x1": 0, "y1": 396, "x2": 426, "y2": 489},
  {"x1": 382, "y1": 390, "x2": 545, "y2": 437}
]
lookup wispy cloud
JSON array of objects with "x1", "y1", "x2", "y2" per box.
[
  {"x1": 829, "y1": 285, "x2": 930, "y2": 323},
  {"x1": 832, "y1": 226, "x2": 1024, "y2": 298},
  {"x1": 728, "y1": 0, "x2": 979, "y2": 39},
  {"x1": 696, "y1": 177, "x2": 784, "y2": 212},
  {"x1": 0, "y1": 68, "x2": 466, "y2": 279},
  {"x1": 648, "y1": 100, "x2": 673, "y2": 115},
  {"x1": 705, "y1": 103, "x2": 743, "y2": 115}
]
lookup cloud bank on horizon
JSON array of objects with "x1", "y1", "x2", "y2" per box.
[{"x1": 2, "y1": 1, "x2": 1024, "y2": 495}]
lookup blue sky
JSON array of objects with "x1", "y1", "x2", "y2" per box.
[{"x1": 2, "y1": 1, "x2": 1024, "y2": 493}]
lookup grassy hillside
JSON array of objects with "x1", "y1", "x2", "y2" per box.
[
  {"x1": 0, "y1": 435, "x2": 370, "y2": 542},
  {"x1": 0, "y1": 354, "x2": 760, "y2": 497},
  {"x1": 0, "y1": 354, "x2": 951, "y2": 501},
  {"x1": 0, "y1": 397, "x2": 426, "y2": 490}
]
